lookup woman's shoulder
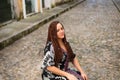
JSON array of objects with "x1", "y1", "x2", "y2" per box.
[
  {"x1": 46, "y1": 41, "x2": 52, "y2": 46},
  {"x1": 44, "y1": 41, "x2": 54, "y2": 54},
  {"x1": 46, "y1": 41, "x2": 53, "y2": 49}
]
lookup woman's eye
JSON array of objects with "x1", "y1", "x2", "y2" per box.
[
  {"x1": 61, "y1": 27, "x2": 64, "y2": 30},
  {"x1": 57, "y1": 27, "x2": 64, "y2": 32}
]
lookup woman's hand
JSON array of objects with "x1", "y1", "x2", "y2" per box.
[
  {"x1": 66, "y1": 73, "x2": 78, "y2": 80},
  {"x1": 81, "y1": 72, "x2": 88, "y2": 80}
]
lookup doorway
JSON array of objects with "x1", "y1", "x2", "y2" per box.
[
  {"x1": 0, "y1": 0, "x2": 12, "y2": 23},
  {"x1": 25, "y1": 0, "x2": 32, "y2": 14}
]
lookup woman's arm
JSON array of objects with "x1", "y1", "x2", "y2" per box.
[
  {"x1": 72, "y1": 57, "x2": 88, "y2": 80},
  {"x1": 47, "y1": 66, "x2": 78, "y2": 80}
]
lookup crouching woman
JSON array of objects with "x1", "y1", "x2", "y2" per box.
[{"x1": 41, "y1": 21, "x2": 88, "y2": 80}]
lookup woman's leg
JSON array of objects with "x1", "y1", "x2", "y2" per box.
[{"x1": 67, "y1": 68, "x2": 84, "y2": 80}]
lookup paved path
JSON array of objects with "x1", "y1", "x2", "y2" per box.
[{"x1": 0, "y1": 0, "x2": 120, "y2": 80}]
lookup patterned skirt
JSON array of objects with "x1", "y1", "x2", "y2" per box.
[{"x1": 42, "y1": 68, "x2": 84, "y2": 80}]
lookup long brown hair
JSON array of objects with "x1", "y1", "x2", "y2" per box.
[{"x1": 46, "y1": 21, "x2": 75, "y2": 66}]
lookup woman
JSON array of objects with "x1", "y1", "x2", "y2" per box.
[{"x1": 41, "y1": 21, "x2": 88, "y2": 80}]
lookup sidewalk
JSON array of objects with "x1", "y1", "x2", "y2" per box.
[
  {"x1": 112, "y1": 0, "x2": 120, "y2": 12},
  {"x1": 0, "y1": 0, "x2": 85, "y2": 50}
]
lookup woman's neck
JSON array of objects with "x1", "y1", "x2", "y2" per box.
[
  {"x1": 58, "y1": 39, "x2": 63, "y2": 46},
  {"x1": 58, "y1": 39, "x2": 67, "y2": 52}
]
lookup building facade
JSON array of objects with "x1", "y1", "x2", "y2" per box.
[{"x1": 0, "y1": 0, "x2": 73, "y2": 25}]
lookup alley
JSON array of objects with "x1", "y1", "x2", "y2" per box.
[{"x1": 0, "y1": 0, "x2": 120, "y2": 80}]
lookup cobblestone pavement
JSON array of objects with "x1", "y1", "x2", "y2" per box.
[{"x1": 0, "y1": 0, "x2": 120, "y2": 80}]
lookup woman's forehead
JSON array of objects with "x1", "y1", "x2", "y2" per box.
[{"x1": 57, "y1": 23, "x2": 63, "y2": 29}]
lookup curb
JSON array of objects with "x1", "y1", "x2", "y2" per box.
[{"x1": 0, "y1": 0, "x2": 85, "y2": 50}]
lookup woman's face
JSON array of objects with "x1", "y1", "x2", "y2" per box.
[{"x1": 56, "y1": 23, "x2": 65, "y2": 39}]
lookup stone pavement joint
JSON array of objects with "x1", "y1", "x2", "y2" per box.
[
  {"x1": 112, "y1": 0, "x2": 120, "y2": 12},
  {"x1": 0, "y1": 0, "x2": 85, "y2": 50}
]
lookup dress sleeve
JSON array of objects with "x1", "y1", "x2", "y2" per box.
[{"x1": 41, "y1": 43, "x2": 55, "y2": 70}]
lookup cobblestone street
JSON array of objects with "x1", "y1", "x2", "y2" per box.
[{"x1": 0, "y1": 0, "x2": 120, "y2": 80}]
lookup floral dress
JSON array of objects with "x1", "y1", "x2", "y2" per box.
[{"x1": 41, "y1": 42, "x2": 83, "y2": 80}]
